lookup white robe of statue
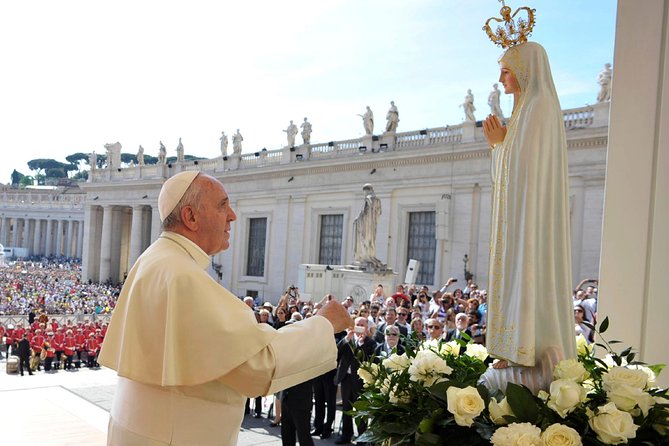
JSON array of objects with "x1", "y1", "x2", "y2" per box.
[{"x1": 481, "y1": 42, "x2": 576, "y2": 393}]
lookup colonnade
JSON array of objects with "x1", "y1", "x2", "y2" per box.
[
  {"x1": 81, "y1": 203, "x2": 160, "y2": 284},
  {"x1": 0, "y1": 215, "x2": 84, "y2": 258}
]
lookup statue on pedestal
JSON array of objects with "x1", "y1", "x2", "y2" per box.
[
  {"x1": 158, "y1": 141, "x2": 167, "y2": 165},
  {"x1": 353, "y1": 184, "x2": 386, "y2": 270},
  {"x1": 137, "y1": 146, "x2": 145, "y2": 166},
  {"x1": 89, "y1": 151, "x2": 97, "y2": 170},
  {"x1": 220, "y1": 131, "x2": 228, "y2": 157},
  {"x1": 283, "y1": 120, "x2": 298, "y2": 147},
  {"x1": 597, "y1": 63, "x2": 612, "y2": 103},
  {"x1": 488, "y1": 83, "x2": 504, "y2": 120},
  {"x1": 176, "y1": 138, "x2": 184, "y2": 162},
  {"x1": 461, "y1": 89, "x2": 476, "y2": 122},
  {"x1": 358, "y1": 106, "x2": 374, "y2": 135},
  {"x1": 300, "y1": 118, "x2": 312, "y2": 145},
  {"x1": 232, "y1": 129, "x2": 243, "y2": 155},
  {"x1": 385, "y1": 101, "x2": 399, "y2": 132},
  {"x1": 481, "y1": 10, "x2": 576, "y2": 393}
]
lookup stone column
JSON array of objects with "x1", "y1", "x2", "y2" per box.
[
  {"x1": 128, "y1": 205, "x2": 144, "y2": 268},
  {"x1": 12, "y1": 219, "x2": 21, "y2": 247},
  {"x1": 0, "y1": 217, "x2": 8, "y2": 246},
  {"x1": 598, "y1": 0, "x2": 669, "y2": 386},
  {"x1": 77, "y1": 221, "x2": 85, "y2": 259},
  {"x1": 33, "y1": 220, "x2": 43, "y2": 256},
  {"x1": 45, "y1": 219, "x2": 53, "y2": 256},
  {"x1": 66, "y1": 219, "x2": 74, "y2": 257},
  {"x1": 23, "y1": 218, "x2": 30, "y2": 252},
  {"x1": 150, "y1": 205, "x2": 161, "y2": 242},
  {"x1": 55, "y1": 219, "x2": 64, "y2": 257},
  {"x1": 99, "y1": 206, "x2": 114, "y2": 283}
]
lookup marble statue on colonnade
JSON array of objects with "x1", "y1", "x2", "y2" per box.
[
  {"x1": 385, "y1": 101, "x2": 399, "y2": 132},
  {"x1": 461, "y1": 89, "x2": 476, "y2": 122},
  {"x1": 283, "y1": 120, "x2": 298, "y2": 147},
  {"x1": 300, "y1": 118, "x2": 312, "y2": 145},
  {"x1": 104, "y1": 142, "x2": 122, "y2": 169},
  {"x1": 176, "y1": 138, "x2": 184, "y2": 162},
  {"x1": 352, "y1": 184, "x2": 387, "y2": 271},
  {"x1": 232, "y1": 129, "x2": 243, "y2": 155},
  {"x1": 89, "y1": 151, "x2": 97, "y2": 170},
  {"x1": 597, "y1": 63, "x2": 612, "y2": 103},
  {"x1": 358, "y1": 106, "x2": 374, "y2": 135},
  {"x1": 219, "y1": 131, "x2": 228, "y2": 157},
  {"x1": 158, "y1": 141, "x2": 167, "y2": 165},
  {"x1": 137, "y1": 145, "x2": 145, "y2": 166},
  {"x1": 488, "y1": 84, "x2": 504, "y2": 120}
]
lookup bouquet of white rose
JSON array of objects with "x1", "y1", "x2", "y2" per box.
[{"x1": 352, "y1": 318, "x2": 668, "y2": 445}]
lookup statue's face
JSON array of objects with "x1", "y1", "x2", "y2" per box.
[{"x1": 499, "y1": 62, "x2": 520, "y2": 95}]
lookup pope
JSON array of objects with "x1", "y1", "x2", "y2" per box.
[{"x1": 99, "y1": 171, "x2": 352, "y2": 445}]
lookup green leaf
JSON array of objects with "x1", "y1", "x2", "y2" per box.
[
  {"x1": 415, "y1": 432, "x2": 441, "y2": 446},
  {"x1": 505, "y1": 383, "x2": 539, "y2": 423},
  {"x1": 599, "y1": 316, "x2": 609, "y2": 333},
  {"x1": 381, "y1": 422, "x2": 418, "y2": 435},
  {"x1": 648, "y1": 364, "x2": 666, "y2": 378}
]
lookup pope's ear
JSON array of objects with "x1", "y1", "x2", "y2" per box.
[{"x1": 180, "y1": 205, "x2": 198, "y2": 230}]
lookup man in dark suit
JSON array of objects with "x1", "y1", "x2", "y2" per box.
[
  {"x1": 17, "y1": 334, "x2": 33, "y2": 376},
  {"x1": 445, "y1": 312, "x2": 473, "y2": 342},
  {"x1": 374, "y1": 325, "x2": 405, "y2": 357},
  {"x1": 373, "y1": 308, "x2": 408, "y2": 344},
  {"x1": 335, "y1": 317, "x2": 377, "y2": 445}
]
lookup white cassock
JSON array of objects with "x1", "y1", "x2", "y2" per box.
[
  {"x1": 98, "y1": 232, "x2": 336, "y2": 445},
  {"x1": 482, "y1": 42, "x2": 576, "y2": 393}
]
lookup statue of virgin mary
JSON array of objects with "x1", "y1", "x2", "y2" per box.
[{"x1": 481, "y1": 42, "x2": 576, "y2": 393}]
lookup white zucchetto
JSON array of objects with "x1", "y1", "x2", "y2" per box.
[{"x1": 158, "y1": 171, "x2": 200, "y2": 221}]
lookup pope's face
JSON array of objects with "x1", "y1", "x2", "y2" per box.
[
  {"x1": 499, "y1": 62, "x2": 520, "y2": 95},
  {"x1": 197, "y1": 178, "x2": 237, "y2": 255}
]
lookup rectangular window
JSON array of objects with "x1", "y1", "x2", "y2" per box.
[
  {"x1": 407, "y1": 211, "x2": 436, "y2": 285},
  {"x1": 319, "y1": 214, "x2": 343, "y2": 265},
  {"x1": 246, "y1": 218, "x2": 267, "y2": 277}
]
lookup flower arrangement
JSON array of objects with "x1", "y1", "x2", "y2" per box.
[{"x1": 353, "y1": 318, "x2": 668, "y2": 445}]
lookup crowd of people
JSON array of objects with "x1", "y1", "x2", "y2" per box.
[
  {"x1": 243, "y1": 278, "x2": 599, "y2": 444},
  {"x1": 0, "y1": 258, "x2": 599, "y2": 444},
  {"x1": 0, "y1": 258, "x2": 121, "y2": 316}
]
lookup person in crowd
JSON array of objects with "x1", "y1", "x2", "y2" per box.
[
  {"x1": 574, "y1": 305, "x2": 593, "y2": 343},
  {"x1": 274, "y1": 306, "x2": 289, "y2": 330},
  {"x1": 98, "y1": 171, "x2": 352, "y2": 445},
  {"x1": 410, "y1": 316, "x2": 426, "y2": 341},
  {"x1": 446, "y1": 312, "x2": 473, "y2": 342},
  {"x1": 374, "y1": 325, "x2": 404, "y2": 356},
  {"x1": 373, "y1": 307, "x2": 408, "y2": 343},
  {"x1": 395, "y1": 308, "x2": 412, "y2": 335},
  {"x1": 425, "y1": 318, "x2": 444, "y2": 342},
  {"x1": 63, "y1": 329, "x2": 76, "y2": 370},
  {"x1": 17, "y1": 333, "x2": 33, "y2": 376},
  {"x1": 281, "y1": 377, "x2": 315, "y2": 446},
  {"x1": 342, "y1": 296, "x2": 356, "y2": 314},
  {"x1": 335, "y1": 316, "x2": 377, "y2": 445},
  {"x1": 369, "y1": 284, "x2": 386, "y2": 306}
]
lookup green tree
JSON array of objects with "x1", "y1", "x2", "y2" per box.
[
  {"x1": 46, "y1": 167, "x2": 67, "y2": 178},
  {"x1": 120, "y1": 153, "x2": 138, "y2": 165},
  {"x1": 19, "y1": 175, "x2": 34, "y2": 188}
]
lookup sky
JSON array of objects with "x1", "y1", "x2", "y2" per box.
[{"x1": 0, "y1": 0, "x2": 617, "y2": 184}]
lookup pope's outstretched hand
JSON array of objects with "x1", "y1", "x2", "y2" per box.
[{"x1": 317, "y1": 300, "x2": 354, "y2": 333}]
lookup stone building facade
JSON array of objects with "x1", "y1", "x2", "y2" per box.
[{"x1": 0, "y1": 103, "x2": 608, "y2": 301}]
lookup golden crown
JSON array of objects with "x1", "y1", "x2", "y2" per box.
[{"x1": 483, "y1": 1, "x2": 536, "y2": 49}]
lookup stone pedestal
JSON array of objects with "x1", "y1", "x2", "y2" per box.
[
  {"x1": 380, "y1": 132, "x2": 396, "y2": 151},
  {"x1": 462, "y1": 120, "x2": 476, "y2": 143},
  {"x1": 229, "y1": 154, "x2": 241, "y2": 170},
  {"x1": 298, "y1": 263, "x2": 396, "y2": 307},
  {"x1": 591, "y1": 101, "x2": 610, "y2": 128}
]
